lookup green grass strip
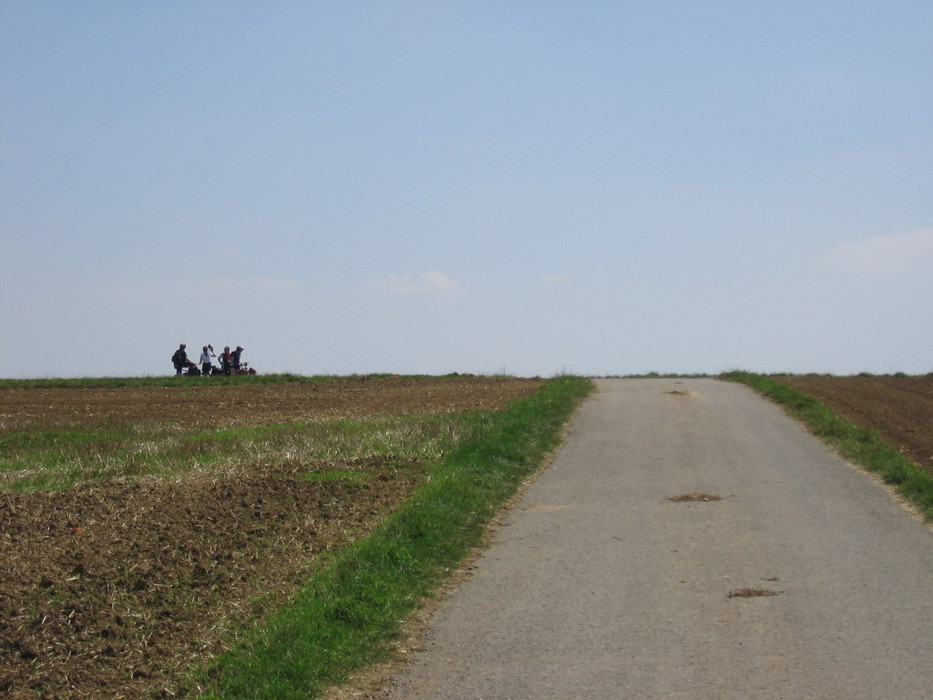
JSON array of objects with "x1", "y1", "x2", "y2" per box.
[
  {"x1": 194, "y1": 376, "x2": 592, "y2": 699},
  {"x1": 722, "y1": 371, "x2": 933, "y2": 521}
]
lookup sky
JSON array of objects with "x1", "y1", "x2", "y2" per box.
[{"x1": 2, "y1": 1, "x2": 931, "y2": 378}]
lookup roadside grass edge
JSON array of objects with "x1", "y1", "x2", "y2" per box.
[
  {"x1": 722, "y1": 371, "x2": 933, "y2": 521},
  {"x1": 193, "y1": 375, "x2": 593, "y2": 699}
]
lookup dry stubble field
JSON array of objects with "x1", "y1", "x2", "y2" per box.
[{"x1": 0, "y1": 373, "x2": 930, "y2": 698}]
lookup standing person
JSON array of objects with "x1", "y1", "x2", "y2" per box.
[
  {"x1": 232, "y1": 345, "x2": 244, "y2": 372},
  {"x1": 171, "y1": 343, "x2": 190, "y2": 375},
  {"x1": 199, "y1": 345, "x2": 216, "y2": 376},
  {"x1": 219, "y1": 346, "x2": 232, "y2": 376}
]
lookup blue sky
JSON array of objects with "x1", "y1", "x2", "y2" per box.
[{"x1": 2, "y1": 1, "x2": 931, "y2": 378}]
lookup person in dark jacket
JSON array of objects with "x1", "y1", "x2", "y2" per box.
[
  {"x1": 171, "y1": 343, "x2": 190, "y2": 375},
  {"x1": 232, "y1": 345, "x2": 244, "y2": 372},
  {"x1": 219, "y1": 346, "x2": 233, "y2": 376}
]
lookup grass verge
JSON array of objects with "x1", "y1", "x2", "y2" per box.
[
  {"x1": 193, "y1": 375, "x2": 593, "y2": 699},
  {"x1": 722, "y1": 371, "x2": 933, "y2": 521},
  {"x1": 0, "y1": 415, "x2": 467, "y2": 492}
]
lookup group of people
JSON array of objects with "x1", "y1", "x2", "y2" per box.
[{"x1": 171, "y1": 343, "x2": 247, "y2": 376}]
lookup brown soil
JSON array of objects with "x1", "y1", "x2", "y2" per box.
[
  {"x1": 666, "y1": 493, "x2": 722, "y2": 502},
  {"x1": 0, "y1": 375, "x2": 544, "y2": 431},
  {"x1": 727, "y1": 587, "x2": 781, "y2": 599},
  {"x1": 0, "y1": 376, "x2": 542, "y2": 699},
  {"x1": 775, "y1": 374, "x2": 933, "y2": 474}
]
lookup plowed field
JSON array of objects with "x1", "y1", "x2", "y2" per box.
[
  {"x1": 775, "y1": 374, "x2": 933, "y2": 475},
  {"x1": 0, "y1": 376, "x2": 542, "y2": 699}
]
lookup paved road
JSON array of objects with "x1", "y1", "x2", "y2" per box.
[{"x1": 383, "y1": 378, "x2": 933, "y2": 699}]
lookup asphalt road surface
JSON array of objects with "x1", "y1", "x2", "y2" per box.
[{"x1": 383, "y1": 378, "x2": 933, "y2": 699}]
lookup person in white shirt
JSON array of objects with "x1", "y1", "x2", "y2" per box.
[{"x1": 199, "y1": 345, "x2": 216, "y2": 376}]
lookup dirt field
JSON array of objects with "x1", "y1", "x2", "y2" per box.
[
  {"x1": 1, "y1": 374, "x2": 929, "y2": 698},
  {"x1": 0, "y1": 376, "x2": 542, "y2": 699},
  {"x1": 775, "y1": 374, "x2": 933, "y2": 475},
  {"x1": 0, "y1": 375, "x2": 545, "y2": 431}
]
